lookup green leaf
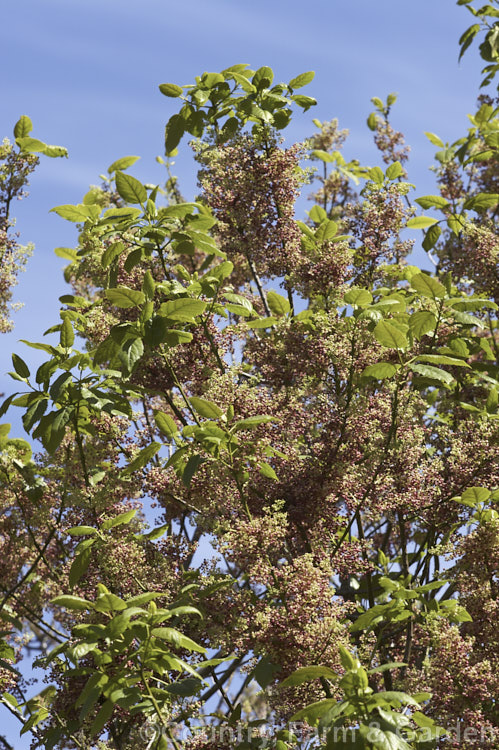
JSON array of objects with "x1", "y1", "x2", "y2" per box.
[
  {"x1": 182, "y1": 454, "x2": 204, "y2": 487},
  {"x1": 16, "y1": 136, "x2": 47, "y2": 153},
  {"x1": 344, "y1": 288, "x2": 373, "y2": 306},
  {"x1": 94, "y1": 591, "x2": 126, "y2": 613},
  {"x1": 54, "y1": 246, "x2": 78, "y2": 261},
  {"x1": 159, "y1": 298, "x2": 207, "y2": 320},
  {"x1": 450, "y1": 309, "x2": 484, "y2": 327},
  {"x1": 359, "y1": 725, "x2": 411, "y2": 750},
  {"x1": 105, "y1": 286, "x2": 145, "y2": 308},
  {"x1": 43, "y1": 144, "x2": 68, "y2": 158},
  {"x1": 374, "y1": 321, "x2": 408, "y2": 350},
  {"x1": 415, "y1": 195, "x2": 449, "y2": 209},
  {"x1": 154, "y1": 411, "x2": 178, "y2": 438},
  {"x1": 13, "y1": 115, "x2": 33, "y2": 139},
  {"x1": 416, "y1": 354, "x2": 469, "y2": 367},
  {"x1": 51, "y1": 595, "x2": 92, "y2": 611},
  {"x1": 165, "y1": 114, "x2": 185, "y2": 155},
  {"x1": 315, "y1": 219, "x2": 338, "y2": 242},
  {"x1": 50, "y1": 204, "x2": 90, "y2": 222},
  {"x1": 69, "y1": 547, "x2": 92, "y2": 588},
  {"x1": 252, "y1": 66, "x2": 274, "y2": 89},
  {"x1": 102, "y1": 241, "x2": 125, "y2": 268},
  {"x1": 422, "y1": 223, "x2": 442, "y2": 252},
  {"x1": 461, "y1": 486, "x2": 491, "y2": 504},
  {"x1": 122, "y1": 443, "x2": 161, "y2": 475},
  {"x1": 410, "y1": 364, "x2": 454, "y2": 386},
  {"x1": 424, "y1": 131, "x2": 444, "y2": 147},
  {"x1": 89, "y1": 699, "x2": 114, "y2": 737},
  {"x1": 151, "y1": 627, "x2": 206, "y2": 653},
  {"x1": 375, "y1": 691, "x2": 421, "y2": 707},
  {"x1": 368, "y1": 166, "x2": 385, "y2": 184},
  {"x1": 362, "y1": 362, "x2": 399, "y2": 379},
  {"x1": 406, "y1": 216, "x2": 439, "y2": 229},
  {"x1": 408, "y1": 311, "x2": 436, "y2": 339},
  {"x1": 464, "y1": 192, "x2": 499, "y2": 211},
  {"x1": 259, "y1": 461, "x2": 278, "y2": 480},
  {"x1": 288, "y1": 71, "x2": 315, "y2": 89},
  {"x1": 107, "y1": 155, "x2": 140, "y2": 174},
  {"x1": 267, "y1": 290, "x2": 290, "y2": 316},
  {"x1": 281, "y1": 666, "x2": 337, "y2": 687},
  {"x1": 115, "y1": 171, "x2": 147, "y2": 204},
  {"x1": 411, "y1": 272, "x2": 446, "y2": 299},
  {"x1": 189, "y1": 397, "x2": 223, "y2": 419},
  {"x1": 386, "y1": 161, "x2": 404, "y2": 180},
  {"x1": 159, "y1": 83, "x2": 184, "y2": 97},
  {"x1": 232, "y1": 415, "x2": 275, "y2": 431},
  {"x1": 12, "y1": 354, "x2": 30, "y2": 379},
  {"x1": 101, "y1": 508, "x2": 138, "y2": 530},
  {"x1": 291, "y1": 698, "x2": 337, "y2": 724},
  {"x1": 246, "y1": 317, "x2": 279, "y2": 328},
  {"x1": 60, "y1": 317, "x2": 74, "y2": 348},
  {"x1": 67, "y1": 526, "x2": 98, "y2": 536}
]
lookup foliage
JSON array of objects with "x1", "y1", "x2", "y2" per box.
[{"x1": 0, "y1": 4, "x2": 498, "y2": 750}]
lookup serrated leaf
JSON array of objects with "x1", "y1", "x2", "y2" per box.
[
  {"x1": 374, "y1": 321, "x2": 408, "y2": 350},
  {"x1": 115, "y1": 170, "x2": 147, "y2": 204},
  {"x1": 105, "y1": 286, "x2": 145, "y2": 308},
  {"x1": 267, "y1": 290, "x2": 290, "y2": 316}
]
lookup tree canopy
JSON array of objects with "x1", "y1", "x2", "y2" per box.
[{"x1": 0, "y1": 2, "x2": 498, "y2": 748}]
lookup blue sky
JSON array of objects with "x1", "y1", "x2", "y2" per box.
[{"x1": 0, "y1": 0, "x2": 485, "y2": 745}]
